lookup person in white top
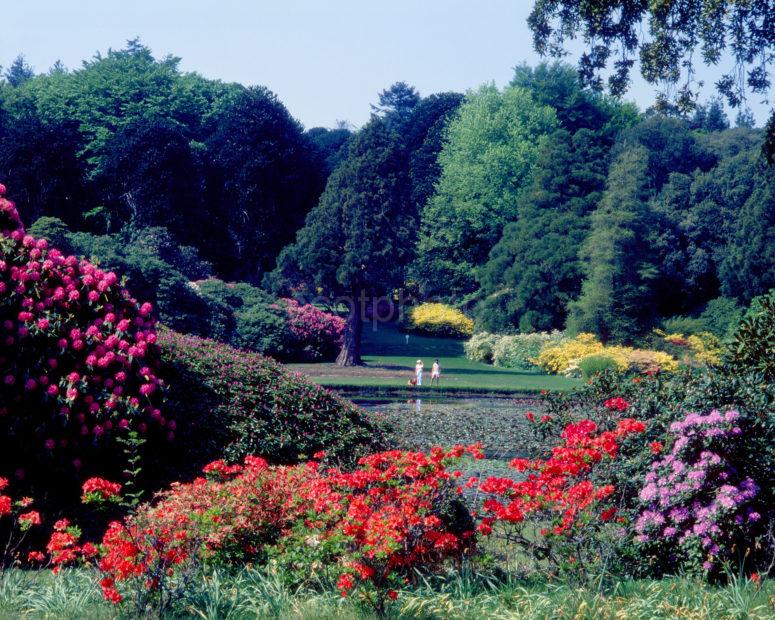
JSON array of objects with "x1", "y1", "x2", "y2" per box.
[
  {"x1": 431, "y1": 359, "x2": 441, "y2": 386},
  {"x1": 415, "y1": 360, "x2": 424, "y2": 386}
]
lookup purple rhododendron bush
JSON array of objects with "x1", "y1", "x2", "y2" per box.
[{"x1": 0, "y1": 184, "x2": 169, "y2": 500}]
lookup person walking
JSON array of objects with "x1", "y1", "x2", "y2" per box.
[
  {"x1": 415, "y1": 359, "x2": 424, "y2": 386},
  {"x1": 431, "y1": 359, "x2": 441, "y2": 386}
]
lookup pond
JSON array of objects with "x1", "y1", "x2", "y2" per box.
[{"x1": 355, "y1": 395, "x2": 546, "y2": 463}]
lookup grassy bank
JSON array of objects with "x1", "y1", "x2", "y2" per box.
[
  {"x1": 289, "y1": 323, "x2": 580, "y2": 395},
  {"x1": 2, "y1": 569, "x2": 771, "y2": 619}
]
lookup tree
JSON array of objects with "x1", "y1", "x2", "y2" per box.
[
  {"x1": 401, "y1": 92, "x2": 464, "y2": 211},
  {"x1": 371, "y1": 82, "x2": 421, "y2": 120},
  {"x1": 204, "y1": 87, "x2": 326, "y2": 281},
  {"x1": 690, "y1": 99, "x2": 730, "y2": 132},
  {"x1": 0, "y1": 113, "x2": 86, "y2": 225},
  {"x1": 96, "y1": 117, "x2": 201, "y2": 241},
  {"x1": 719, "y1": 165, "x2": 775, "y2": 302},
  {"x1": 269, "y1": 119, "x2": 413, "y2": 365},
  {"x1": 305, "y1": 126, "x2": 352, "y2": 174},
  {"x1": 4, "y1": 55, "x2": 34, "y2": 87},
  {"x1": 413, "y1": 84, "x2": 557, "y2": 298},
  {"x1": 6, "y1": 39, "x2": 239, "y2": 173},
  {"x1": 475, "y1": 127, "x2": 612, "y2": 332},
  {"x1": 568, "y1": 146, "x2": 659, "y2": 343},
  {"x1": 527, "y1": 1, "x2": 775, "y2": 159}
]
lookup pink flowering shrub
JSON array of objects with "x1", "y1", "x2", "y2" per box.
[
  {"x1": 635, "y1": 409, "x2": 760, "y2": 576},
  {"x1": 282, "y1": 298, "x2": 344, "y2": 361},
  {"x1": 0, "y1": 185, "x2": 168, "y2": 487}
]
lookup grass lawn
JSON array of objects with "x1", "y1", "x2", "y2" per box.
[{"x1": 289, "y1": 323, "x2": 580, "y2": 395}]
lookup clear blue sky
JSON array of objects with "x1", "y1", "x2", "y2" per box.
[{"x1": 4, "y1": 0, "x2": 770, "y2": 129}]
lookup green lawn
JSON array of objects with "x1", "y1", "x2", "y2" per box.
[{"x1": 289, "y1": 323, "x2": 580, "y2": 394}]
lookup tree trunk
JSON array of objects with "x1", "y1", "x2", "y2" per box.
[{"x1": 336, "y1": 292, "x2": 364, "y2": 366}]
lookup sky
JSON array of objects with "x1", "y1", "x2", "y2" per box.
[{"x1": 3, "y1": 0, "x2": 771, "y2": 129}]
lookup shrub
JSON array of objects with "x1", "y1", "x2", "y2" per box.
[
  {"x1": 578, "y1": 354, "x2": 619, "y2": 379},
  {"x1": 157, "y1": 329, "x2": 388, "y2": 475},
  {"x1": 0, "y1": 187, "x2": 168, "y2": 493},
  {"x1": 463, "y1": 332, "x2": 500, "y2": 363},
  {"x1": 537, "y1": 333, "x2": 679, "y2": 376},
  {"x1": 477, "y1": 417, "x2": 646, "y2": 581},
  {"x1": 659, "y1": 330, "x2": 723, "y2": 367},
  {"x1": 95, "y1": 446, "x2": 480, "y2": 614},
  {"x1": 28, "y1": 219, "x2": 224, "y2": 339},
  {"x1": 727, "y1": 289, "x2": 775, "y2": 382},
  {"x1": 635, "y1": 409, "x2": 760, "y2": 577},
  {"x1": 282, "y1": 298, "x2": 344, "y2": 361},
  {"x1": 625, "y1": 349, "x2": 680, "y2": 373},
  {"x1": 662, "y1": 297, "x2": 743, "y2": 339},
  {"x1": 491, "y1": 331, "x2": 564, "y2": 370},
  {"x1": 406, "y1": 303, "x2": 474, "y2": 339},
  {"x1": 535, "y1": 333, "x2": 606, "y2": 375}
]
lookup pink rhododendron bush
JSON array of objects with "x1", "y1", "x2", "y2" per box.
[
  {"x1": 0, "y1": 185, "x2": 168, "y2": 493},
  {"x1": 283, "y1": 298, "x2": 344, "y2": 360}
]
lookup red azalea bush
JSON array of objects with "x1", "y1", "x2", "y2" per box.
[
  {"x1": 282, "y1": 298, "x2": 344, "y2": 361},
  {"x1": 93, "y1": 445, "x2": 481, "y2": 613},
  {"x1": 0, "y1": 475, "x2": 42, "y2": 570},
  {"x1": 477, "y1": 416, "x2": 646, "y2": 579},
  {"x1": 0, "y1": 185, "x2": 168, "y2": 492}
]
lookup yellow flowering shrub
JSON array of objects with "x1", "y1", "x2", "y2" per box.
[
  {"x1": 535, "y1": 333, "x2": 604, "y2": 374},
  {"x1": 407, "y1": 303, "x2": 474, "y2": 338},
  {"x1": 656, "y1": 329, "x2": 722, "y2": 367},
  {"x1": 687, "y1": 332, "x2": 723, "y2": 366},
  {"x1": 537, "y1": 333, "x2": 679, "y2": 375},
  {"x1": 626, "y1": 349, "x2": 679, "y2": 373}
]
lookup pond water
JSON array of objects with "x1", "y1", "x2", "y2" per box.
[{"x1": 354, "y1": 396, "x2": 545, "y2": 462}]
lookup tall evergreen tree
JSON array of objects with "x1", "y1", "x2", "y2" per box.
[
  {"x1": 269, "y1": 119, "x2": 413, "y2": 365},
  {"x1": 568, "y1": 146, "x2": 659, "y2": 342}
]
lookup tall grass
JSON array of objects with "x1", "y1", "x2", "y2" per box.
[{"x1": 0, "y1": 568, "x2": 771, "y2": 619}]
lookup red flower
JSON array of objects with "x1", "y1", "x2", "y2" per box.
[
  {"x1": 337, "y1": 573, "x2": 355, "y2": 596},
  {"x1": 525, "y1": 411, "x2": 535, "y2": 423},
  {"x1": 81, "y1": 477, "x2": 122, "y2": 503},
  {"x1": 649, "y1": 441, "x2": 663, "y2": 455},
  {"x1": 603, "y1": 397, "x2": 629, "y2": 412}
]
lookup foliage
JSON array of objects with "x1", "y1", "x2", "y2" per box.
[
  {"x1": 270, "y1": 118, "x2": 415, "y2": 365},
  {"x1": 413, "y1": 84, "x2": 558, "y2": 298},
  {"x1": 726, "y1": 289, "x2": 775, "y2": 382},
  {"x1": 94, "y1": 447, "x2": 480, "y2": 614},
  {"x1": 463, "y1": 332, "x2": 501, "y2": 364},
  {"x1": 475, "y1": 64, "x2": 636, "y2": 333},
  {"x1": 490, "y1": 332, "x2": 564, "y2": 370},
  {"x1": 535, "y1": 333, "x2": 679, "y2": 377},
  {"x1": 635, "y1": 409, "x2": 760, "y2": 577},
  {"x1": 578, "y1": 354, "x2": 619, "y2": 379},
  {"x1": 567, "y1": 146, "x2": 659, "y2": 342},
  {"x1": 662, "y1": 297, "x2": 743, "y2": 339},
  {"x1": 527, "y1": 0, "x2": 774, "y2": 117},
  {"x1": 477, "y1": 417, "x2": 646, "y2": 580},
  {"x1": 0, "y1": 476, "x2": 43, "y2": 570},
  {"x1": 0, "y1": 187, "x2": 168, "y2": 494},
  {"x1": 405, "y1": 303, "x2": 474, "y2": 339},
  {"x1": 203, "y1": 86, "x2": 326, "y2": 280},
  {"x1": 283, "y1": 298, "x2": 344, "y2": 361},
  {"x1": 157, "y1": 329, "x2": 388, "y2": 474}
]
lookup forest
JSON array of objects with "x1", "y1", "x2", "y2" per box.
[{"x1": 1, "y1": 42, "x2": 771, "y2": 366}]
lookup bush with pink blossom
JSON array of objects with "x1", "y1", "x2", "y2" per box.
[
  {"x1": 282, "y1": 298, "x2": 344, "y2": 361},
  {"x1": 0, "y1": 185, "x2": 168, "y2": 492},
  {"x1": 635, "y1": 409, "x2": 761, "y2": 576}
]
